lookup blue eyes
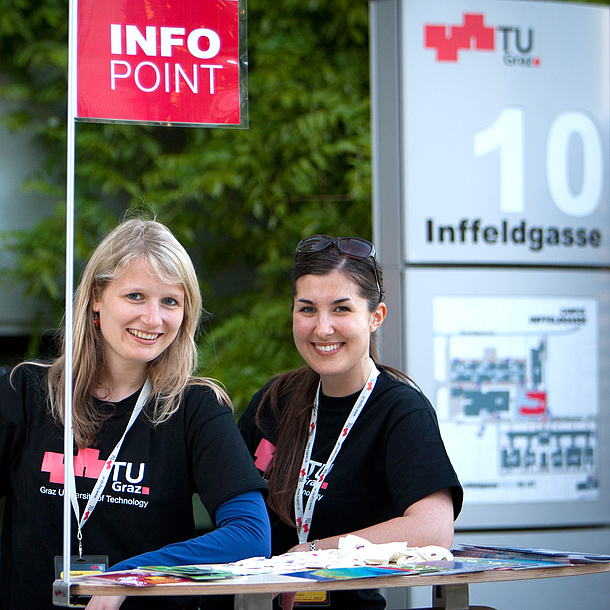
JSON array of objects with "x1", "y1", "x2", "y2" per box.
[{"x1": 126, "y1": 293, "x2": 179, "y2": 307}]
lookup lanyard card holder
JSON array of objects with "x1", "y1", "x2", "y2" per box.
[
  {"x1": 53, "y1": 555, "x2": 109, "y2": 608},
  {"x1": 292, "y1": 591, "x2": 330, "y2": 606},
  {"x1": 54, "y1": 554, "x2": 109, "y2": 580}
]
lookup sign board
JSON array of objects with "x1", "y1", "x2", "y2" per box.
[
  {"x1": 400, "y1": 0, "x2": 610, "y2": 265},
  {"x1": 77, "y1": 0, "x2": 245, "y2": 126},
  {"x1": 404, "y1": 267, "x2": 610, "y2": 528},
  {"x1": 58, "y1": 1, "x2": 247, "y2": 594},
  {"x1": 370, "y1": 0, "x2": 610, "y2": 527}
]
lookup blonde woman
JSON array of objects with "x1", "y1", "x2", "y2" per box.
[{"x1": 0, "y1": 219, "x2": 270, "y2": 610}]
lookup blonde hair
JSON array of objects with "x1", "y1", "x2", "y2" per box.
[{"x1": 41, "y1": 218, "x2": 229, "y2": 447}]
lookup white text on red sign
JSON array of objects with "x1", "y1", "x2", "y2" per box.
[{"x1": 109, "y1": 25, "x2": 222, "y2": 94}]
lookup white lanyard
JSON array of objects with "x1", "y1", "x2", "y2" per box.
[
  {"x1": 294, "y1": 362, "x2": 379, "y2": 544},
  {"x1": 69, "y1": 379, "x2": 152, "y2": 557}
]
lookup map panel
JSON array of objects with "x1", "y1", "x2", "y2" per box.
[{"x1": 433, "y1": 297, "x2": 598, "y2": 503}]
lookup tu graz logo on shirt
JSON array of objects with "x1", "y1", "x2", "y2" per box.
[{"x1": 39, "y1": 447, "x2": 151, "y2": 508}]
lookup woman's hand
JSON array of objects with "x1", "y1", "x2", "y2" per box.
[
  {"x1": 85, "y1": 595, "x2": 126, "y2": 610},
  {"x1": 279, "y1": 592, "x2": 297, "y2": 610},
  {"x1": 274, "y1": 544, "x2": 310, "y2": 610},
  {"x1": 286, "y1": 542, "x2": 310, "y2": 553}
]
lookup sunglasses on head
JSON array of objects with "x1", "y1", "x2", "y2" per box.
[{"x1": 295, "y1": 235, "x2": 381, "y2": 295}]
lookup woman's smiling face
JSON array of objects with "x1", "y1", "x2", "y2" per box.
[
  {"x1": 292, "y1": 270, "x2": 385, "y2": 397},
  {"x1": 93, "y1": 258, "x2": 185, "y2": 380}
]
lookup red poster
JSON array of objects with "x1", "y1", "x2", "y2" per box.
[{"x1": 77, "y1": 0, "x2": 242, "y2": 126}]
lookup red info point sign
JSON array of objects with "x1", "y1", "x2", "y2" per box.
[{"x1": 77, "y1": 0, "x2": 242, "y2": 126}]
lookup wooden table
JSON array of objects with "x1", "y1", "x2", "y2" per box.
[{"x1": 54, "y1": 561, "x2": 610, "y2": 610}]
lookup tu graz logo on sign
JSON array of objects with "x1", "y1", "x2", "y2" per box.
[{"x1": 424, "y1": 13, "x2": 540, "y2": 67}]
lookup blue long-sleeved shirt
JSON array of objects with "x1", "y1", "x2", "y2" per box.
[{"x1": 110, "y1": 490, "x2": 271, "y2": 570}]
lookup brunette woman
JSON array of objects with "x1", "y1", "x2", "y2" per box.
[{"x1": 239, "y1": 235, "x2": 462, "y2": 609}]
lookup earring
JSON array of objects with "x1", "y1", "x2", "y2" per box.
[{"x1": 93, "y1": 311, "x2": 100, "y2": 327}]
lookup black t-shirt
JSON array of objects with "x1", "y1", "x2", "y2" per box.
[
  {"x1": 0, "y1": 364, "x2": 267, "y2": 610},
  {"x1": 239, "y1": 368, "x2": 463, "y2": 609}
]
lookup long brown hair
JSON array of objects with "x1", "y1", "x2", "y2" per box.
[{"x1": 258, "y1": 242, "x2": 411, "y2": 526}]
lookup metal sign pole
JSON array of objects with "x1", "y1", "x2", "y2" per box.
[
  {"x1": 54, "y1": 1, "x2": 248, "y2": 604},
  {"x1": 62, "y1": 0, "x2": 77, "y2": 594}
]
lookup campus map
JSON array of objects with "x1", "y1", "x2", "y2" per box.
[{"x1": 432, "y1": 297, "x2": 598, "y2": 504}]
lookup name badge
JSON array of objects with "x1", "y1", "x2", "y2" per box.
[
  {"x1": 54, "y1": 555, "x2": 109, "y2": 580},
  {"x1": 293, "y1": 591, "x2": 330, "y2": 606}
]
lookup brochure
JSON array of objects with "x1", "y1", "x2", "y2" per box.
[
  {"x1": 139, "y1": 565, "x2": 236, "y2": 580},
  {"x1": 455, "y1": 544, "x2": 610, "y2": 565},
  {"x1": 285, "y1": 566, "x2": 419, "y2": 581},
  {"x1": 72, "y1": 570, "x2": 197, "y2": 587},
  {"x1": 72, "y1": 565, "x2": 236, "y2": 587}
]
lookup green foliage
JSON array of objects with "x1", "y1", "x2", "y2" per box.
[
  {"x1": 198, "y1": 297, "x2": 299, "y2": 411},
  {"x1": 0, "y1": 0, "x2": 372, "y2": 416},
  {"x1": 1, "y1": 0, "x2": 608, "y2": 414}
]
